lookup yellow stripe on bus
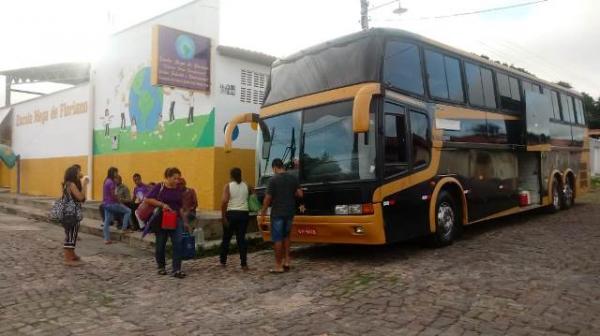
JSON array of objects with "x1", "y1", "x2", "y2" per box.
[{"x1": 260, "y1": 83, "x2": 381, "y2": 118}]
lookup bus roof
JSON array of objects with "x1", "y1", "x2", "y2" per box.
[{"x1": 275, "y1": 28, "x2": 582, "y2": 98}]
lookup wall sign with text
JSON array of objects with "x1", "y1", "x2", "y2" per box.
[{"x1": 151, "y1": 25, "x2": 211, "y2": 92}]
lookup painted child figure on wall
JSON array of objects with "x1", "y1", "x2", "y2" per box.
[
  {"x1": 120, "y1": 93, "x2": 129, "y2": 131},
  {"x1": 156, "y1": 112, "x2": 166, "y2": 138},
  {"x1": 100, "y1": 99, "x2": 114, "y2": 138},
  {"x1": 183, "y1": 90, "x2": 195, "y2": 126},
  {"x1": 130, "y1": 117, "x2": 138, "y2": 140},
  {"x1": 162, "y1": 86, "x2": 176, "y2": 124}
]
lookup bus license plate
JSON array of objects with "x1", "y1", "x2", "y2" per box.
[{"x1": 297, "y1": 226, "x2": 317, "y2": 236}]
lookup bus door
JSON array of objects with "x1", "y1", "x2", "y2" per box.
[{"x1": 381, "y1": 101, "x2": 431, "y2": 242}]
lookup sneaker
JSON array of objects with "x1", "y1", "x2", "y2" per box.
[
  {"x1": 157, "y1": 268, "x2": 167, "y2": 275},
  {"x1": 172, "y1": 271, "x2": 186, "y2": 279}
]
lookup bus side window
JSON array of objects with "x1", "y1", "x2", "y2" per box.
[
  {"x1": 574, "y1": 98, "x2": 585, "y2": 125},
  {"x1": 384, "y1": 104, "x2": 408, "y2": 177},
  {"x1": 497, "y1": 73, "x2": 521, "y2": 113},
  {"x1": 409, "y1": 111, "x2": 430, "y2": 168}
]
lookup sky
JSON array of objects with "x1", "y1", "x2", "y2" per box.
[{"x1": 1, "y1": 0, "x2": 599, "y2": 103}]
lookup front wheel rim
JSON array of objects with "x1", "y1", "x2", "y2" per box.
[{"x1": 437, "y1": 202, "x2": 455, "y2": 239}]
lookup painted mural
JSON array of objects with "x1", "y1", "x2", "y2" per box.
[{"x1": 93, "y1": 66, "x2": 215, "y2": 155}]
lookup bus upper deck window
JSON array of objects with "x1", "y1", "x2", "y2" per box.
[{"x1": 384, "y1": 41, "x2": 424, "y2": 96}]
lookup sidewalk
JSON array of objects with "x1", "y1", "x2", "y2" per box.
[{"x1": 0, "y1": 188, "x2": 261, "y2": 251}]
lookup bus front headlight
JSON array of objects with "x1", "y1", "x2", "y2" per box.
[{"x1": 334, "y1": 205, "x2": 349, "y2": 215}]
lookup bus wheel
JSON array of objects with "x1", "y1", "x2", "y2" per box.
[
  {"x1": 548, "y1": 179, "x2": 562, "y2": 213},
  {"x1": 562, "y1": 177, "x2": 574, "y2": 210},
  {"x1": 430, "y1": 191, "x2": 457, "y2": 247}
]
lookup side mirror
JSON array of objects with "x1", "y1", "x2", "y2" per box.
[
  {"x1": 352, "y1": 83, "x2": 381, "y2": 133},
  {"x1": 224, "y1": 113, "x2": 270, "y2": 153}
]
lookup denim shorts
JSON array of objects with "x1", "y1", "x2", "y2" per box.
[{"x1": 270, "y1": 216, "x2": 294, "y2": 242}]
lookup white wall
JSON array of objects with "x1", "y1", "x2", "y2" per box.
[
  {"x1": 11, "y1": 85, "x2": 90, "y2": 159},
  {"x1": 92, "y1": 0, "x2": 220, "y2": 135},
  {"x1": 214, "y1": 55, "x2": 270, "y2": 149}
]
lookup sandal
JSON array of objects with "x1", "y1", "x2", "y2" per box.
[
  {"x1": 283, "y1": 265, "x2": 291, "y2": 272},
  {"x1": 269, "y1": 269, "x2": 285, "y2": 274},
  {"x1": 157, "y1": 268, "x2": 167, "y2": 275}
]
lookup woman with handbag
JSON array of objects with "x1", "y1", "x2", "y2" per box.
[
  {"x1": 219, "y1": 167, "x2": 253, "y2": 271},
  {"x1": 145, "y1": 167, "x2": 190, "y2": 278},
  {"x1": 61, "y1": 165, "x2": 88, "y2": 266}
]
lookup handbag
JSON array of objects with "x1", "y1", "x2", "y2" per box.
[
  {"x1": 49, "y1": 184, "x2": 82, "y2": 223},
  {"x1": 135, "y1": 184, "x2": 164, "y2": 221},
  {"x1": 135, "y1": 201, "x2": 155, "y2": 222},
  {"x1": 161, "y1": 209, "x2": 178, "y2": 230},
  {"x1": 181, "y1": 232, "x2": 196, "y2": 260},
  {"x1": 248, "y1": 194, "x2": 261, "y2": 213}
]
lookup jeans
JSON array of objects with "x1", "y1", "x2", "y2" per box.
[
  {"x1": 155, "y1": 218, "x2": 184, "y2": 273},
  {"x1": 220, "y1": 211, "x2": 249, "y2": 266},
  {"x1": 103, "y1": 203, "x2": 131, "y2": 240},
  {"x1": 271, "y1": 216, "x2": 294, "y2": 242}
]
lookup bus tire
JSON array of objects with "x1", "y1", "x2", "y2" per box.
[
  {"x1": 562, "y1": 176, "x2": 575, "y2": 210},
  {"x1": 429, "y1": 190, "x2": 458, "y2": 247},
  {"x1": 548, "y1": 179, "x2": 562, "y2": 213}
]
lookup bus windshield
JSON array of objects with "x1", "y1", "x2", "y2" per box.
[
  {"x1": 263, "y1": 36, "x2": 382, "y2": 106},
  {"x1": 257, "y1": 101, "x2": 376, "y2": 187}
]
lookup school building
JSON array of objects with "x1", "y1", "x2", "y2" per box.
[{"x1": 0, "y1": 0, "x2": 275, "y2": 210}]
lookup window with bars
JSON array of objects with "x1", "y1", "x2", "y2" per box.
[{"x1": 240, "y1": 69, "x2": 268, "y2": 104}]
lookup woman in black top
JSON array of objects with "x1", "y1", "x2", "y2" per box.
[{"x1": 62, "y1": 165, "x2": 88, "y2": 266}]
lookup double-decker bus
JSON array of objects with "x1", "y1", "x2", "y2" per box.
[{"x1": 224, "y1": 28, "x2": 591, "y2": 246}]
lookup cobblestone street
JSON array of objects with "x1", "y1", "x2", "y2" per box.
[{"x1": 1, "y1": 192, "x2": 600, "y2": 336}]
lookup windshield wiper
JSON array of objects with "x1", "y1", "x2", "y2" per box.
[{"x1": 281, "y1": 128, "x2": 296, "y2": 169}]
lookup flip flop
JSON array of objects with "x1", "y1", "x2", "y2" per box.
[{"x1": 269, "y1": 269, "x2": 285, "y2": 274}]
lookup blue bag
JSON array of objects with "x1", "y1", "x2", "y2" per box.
[{"x1": 181, "y1": 232, "x2": 196, "y2": 260}]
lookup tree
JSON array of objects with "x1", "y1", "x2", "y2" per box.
[{"x1": 582, "y1": 92, "x2": 600, "y2": 129}]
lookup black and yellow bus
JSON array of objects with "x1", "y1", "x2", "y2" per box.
[{"x1": 225, "y1": 28, "x2": 591, "y2": 246}]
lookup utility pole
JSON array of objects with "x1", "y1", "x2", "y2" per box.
[
  {"x1": 4, "y1": 76, "x2": 11, "y2": 107},
  {"x1": 360, "y1": 0, "x2": 369, "y2": 30}
]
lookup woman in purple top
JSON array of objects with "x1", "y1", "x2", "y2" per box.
[
  {"x1": 102, "y1": 167, "x2": 132, "y2": 244},
  {"x1": 145, "y1": 167, "x2": 190, "y2": 278}
]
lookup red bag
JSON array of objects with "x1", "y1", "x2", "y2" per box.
[
  {"x1": 135, "y1": 201, "x2": 156, "y2": 221},
  {"x1": 136, "y1": 184, "x2": 164, "y2": 221},
  {"x1": 161, "y1": 209, "x2": 178, "y2": 230}
]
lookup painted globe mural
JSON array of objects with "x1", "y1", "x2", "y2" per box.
[
  {"x1": 175, "y1": 34, "x2": 196, "y2": 60},
  {"x1": 129, "y1": 67, "x2": 163, "y2": 132}
]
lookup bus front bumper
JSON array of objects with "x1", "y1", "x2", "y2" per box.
[{"x1": 259, "y1": 204, "x2": 386, "y2": 245}]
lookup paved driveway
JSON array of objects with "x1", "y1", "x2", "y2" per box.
[{"x1": 1, "y1": 191, "x2": 599, "y2": 335}]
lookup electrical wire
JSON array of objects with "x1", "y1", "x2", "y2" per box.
[
  {"x1": 377, "y1": 0, "x2": 549, "y2": 21},
  {"x1": 368, "y1": 0, "x2": 400, "y2": 12}
]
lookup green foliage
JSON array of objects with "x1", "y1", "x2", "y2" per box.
[
  {"x1": 591, "y1": 177, "x2": 600, "y2": 189},
  {"x1": 582, "y1": 92, "x2": 600, "y2": 129}
]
